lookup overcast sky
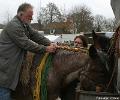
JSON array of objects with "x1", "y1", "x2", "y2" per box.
[{"x1": 0, "y1": 0, "x2": 115, "y2": 24}]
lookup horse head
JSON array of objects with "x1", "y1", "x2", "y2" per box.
[
  {"x1": 80, "y1": 44, "x2": 109, "y2": 90},
  {"x1": 92, "y1": 30, "x2": 111, "y2": 53},
  {"x1": 91, "y1": 30, "x2": 118, "y2": 93},
  {"x1": 13, "y1": 41, "x2": 114, "y2": 100}
]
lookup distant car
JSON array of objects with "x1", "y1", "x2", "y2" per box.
[{"x1": 105, "y1": 32, "x2": 114, "y2": 38}]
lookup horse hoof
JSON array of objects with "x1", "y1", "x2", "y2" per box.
[{"x1": 56, "y1": 96, "x2": 61, "y2": 100}]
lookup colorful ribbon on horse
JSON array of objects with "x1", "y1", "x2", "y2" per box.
[
  {"x1": 33, "y1": 53, "x2": 49, "y2": 100},
  {"x1": 41, "y1": 54, "x2": 53, "y2": 100}
]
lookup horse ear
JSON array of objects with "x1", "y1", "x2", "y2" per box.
[
  {"x1": 92, "y1": 30, "x2": 97, "y2": 44},
  {"x1": 89, "y1": 45, "x2": 98, "y2": 59}
]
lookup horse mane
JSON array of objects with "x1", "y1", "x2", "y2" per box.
[
  {"x1": 54, "y1": 48, "x2": 89, "y2": 62},
  {"x1": 52, "y1": 49, "x2": 89, "y2": 77},
  {"x1": 56, "y1": 49, "x2": 86, "y2": 56}
]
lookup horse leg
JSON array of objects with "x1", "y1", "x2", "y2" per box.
[
  {"x1": 61, "y1": 79, "x2": 79, "y2": 100},
  {"x1": 47, "y1": 84, "x2": 61, "y2": 100},
  {"x1": 47, "y1": 72, "x2": 61, "y2": 100},
  {"x1": 48, "y1": 93, "x2": 60, "y2": 100}
]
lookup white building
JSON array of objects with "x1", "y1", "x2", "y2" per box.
[{"x1": 0, "y1": 29, "x2": 3, "y2": 34}]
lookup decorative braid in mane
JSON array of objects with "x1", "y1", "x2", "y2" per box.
[
  {"x1": 57, "y1": 45, "x2": 88, "y2": 54},
  {"x1": 53, "y1": 47, "x2": 90, "y2": 79}
]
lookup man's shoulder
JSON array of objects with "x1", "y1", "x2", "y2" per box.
[{"x1": 6, "y1": 16, "x2": 22, "y2": 29}]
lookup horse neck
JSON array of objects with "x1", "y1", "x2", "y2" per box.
[{"x1": 53, "y1": 50, "x2": 89, "y2": 78}]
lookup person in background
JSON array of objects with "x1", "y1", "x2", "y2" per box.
[
  {"x1": 0, "y1": 3, "x2": 57, "y2": 100},
  {"x1": 74, "y1": 35, "x2": 88, "y2": 48},
  {"x1": 62, "y1": 35, "x2": 88, "y2": 100}
]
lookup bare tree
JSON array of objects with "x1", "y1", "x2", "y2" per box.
[
  {"x1": 104, "y1": 18, "x2": 116, "y2": 31},
  {"x1": 38, "y1": 3, "x2": 65, "y2": 26},
  {"x1": 69, "y1": 5, "x2": 94, "y2": 33},
  {"x1": 4, "y1": 10, "x2": 12, "y2": 25},
  {"x1": 94, "y1": 15, "x2": 116, "y2": 32},
  {"x1": 93, "y1": 15, "x2": 106, "y2": 32}
]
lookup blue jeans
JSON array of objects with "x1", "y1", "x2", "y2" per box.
[{"x1": 0, "y1": 87, "x2": 11, "y2": 100}]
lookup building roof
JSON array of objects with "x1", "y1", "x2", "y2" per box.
[
  {"x1": 45, "y1": 20, "x2": 73, "y2": 30},
  {"x1": 31, "y1": 23, "x2": 43, "y2": 31}
]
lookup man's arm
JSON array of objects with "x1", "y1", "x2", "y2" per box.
[
  {"x1": 28, "y1": 25, "x2": 51, "y2": 46},
  {"x1": 7, "y1": 26, "x2": 47, "y2": 53},
  {"x1": 6, "y1": 21, "x2": 57, "y2": 53}
]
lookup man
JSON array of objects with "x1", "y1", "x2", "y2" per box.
[{"x1": 0, "y1": 3, "x2": 57, "y2": 100}]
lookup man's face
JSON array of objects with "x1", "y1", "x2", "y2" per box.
[
  {"x1": 22, "y1": 7, "x2": 33, "y2": 23},
  {"x1": 74, "y1": 38, "x2": 83, "y2": 48}
]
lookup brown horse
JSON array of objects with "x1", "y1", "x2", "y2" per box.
[
  {"x1": 46, "y1": 49, "x2": 89, "y2": 100},
  {"x1": 12, "y1": 43, "x2": 111, "y2": 100},
  {"x1": 12, "y1": 48, "x2": 89, "y2": 100}
]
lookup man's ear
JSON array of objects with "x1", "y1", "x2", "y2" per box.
[
  {"x1": 89, "y1": 45, "x2": 98, "y2": 59},
  {"x1": 17, "y1": 11, "x2": 24, "y2": 17}
]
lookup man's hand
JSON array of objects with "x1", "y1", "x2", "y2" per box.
[{"x1": 46, "y1": 43, "x2": 57, "y2": 53}]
